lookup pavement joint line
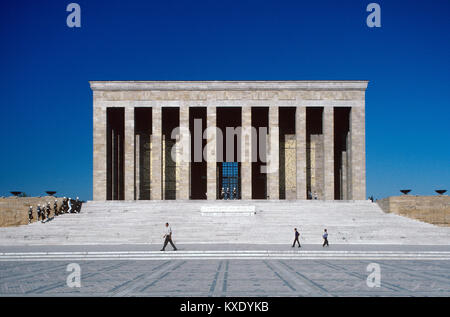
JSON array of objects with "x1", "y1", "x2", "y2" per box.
[
  {"x1": 318, "y1": 260, "x2": 408, "y2": 293},
  {"x1": 110, "y1": 260, "x2": 170, "y2": 296},
  {"x1": 277, "y1": 260, "x2": 332, "y2": 296},
  {"x1": 112, "y1": 260, "x2": 179, "y2": 296},
  {"x1": 376, "y1": 261, "x2": 450, "y2": 284}
]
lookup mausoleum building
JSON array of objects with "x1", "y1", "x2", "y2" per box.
[{"x1": 90, "y1": 81, "x2": 367, "y2": 201}]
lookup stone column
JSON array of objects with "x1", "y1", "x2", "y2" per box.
[
  {"x1": 93, "y1": 102, "x2": 107, "y2": 201},
  {"x1": 151, "y1": 107, "x2": 162, "y2": 200},
  {"x1": 135, "y1": 134, "x2": 140, "y2": 200},
  {"x1": 177, "y1": 106, "x2": 190, "y2": 200},
  {"x1": 346, "y1": 133, "x2": 352, "y2": 200},
  {"x1": 350, "y1": 105, "x2": 366, "y2": 200},
  {"x1": 267, "y1": 106, "x2": 279, "y2": 200},
  {"x1": 206, "y1": 106, "x2": 217, "y2": 200},
  {"x1": 341, "y1": 150, "x2": 347, "y2": 200},
  {"x1": 111, "y1": 129, "x2": 115, "y2": 199},
  {"x1": 124, "y1": 107, "x2": 135, "y2": 200},
  {"x1": 296, "y1": 106, "x2": 307, "y2": 199},
  {"x1": 323, "y1": 107, "x2": 334, "y2": 200},
  {"x1": 241, "y1": 106, "x2": 252, "y2": 200}
]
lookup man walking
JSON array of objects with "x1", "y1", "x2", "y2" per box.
[
  {"x1": 322, "y1": 229, "x2": 329, "y2": 247},
  {"x1": 160, "y1": 222, "x2": 177, "y2": 251},
  {"x1": 292, "y1": 228, "x2": 301, "y2": 248}
]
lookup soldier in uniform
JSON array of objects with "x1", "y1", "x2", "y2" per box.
[
  {"x1": 38, "y1": 204, "x2": 45, "y2": 222},
  {"x1": 75, "y1": 197, "x2": 81, "y2": 213},
  {"x1": 220, "y1": 188, "x2": 225, "y2": 200},
  {"x1": 36, "y1": 204, "x2": 41, "y2": 222},
  {"x1": 62, "y1": 197, "x2": 68, "y2": 213},
  {"x1": 46, "y1": 202, "x2": 51, "y2": 219},
  {"x1": 226, "y1": 187, "x2": 230, "y2": 200},
  {"x1": 54, "y1": 200, "x2": 58, "y2": 216},
  {"x1": 232, "y1": 187, "x2": 237, "y2": 200},
  {"x1": 28, "y1": 206, "x2": 33, "y2": 224}
]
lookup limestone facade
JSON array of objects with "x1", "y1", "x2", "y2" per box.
[
  {"x1": 91, "y1": 81, "x2": 368, "y2": 201},
  {"x1": 377, "y1": 195, "x2": 450, "y2": 226}
]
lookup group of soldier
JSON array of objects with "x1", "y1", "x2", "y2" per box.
[
  {"x1": 27, "y1": 197, "x2": 82, "y2": 224},
  {"x1": 220, "y1": 187, "x2": 238, "y2": 200}
]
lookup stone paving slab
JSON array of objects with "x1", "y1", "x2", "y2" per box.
[{"x1": 0, "y1": 259, "x2": 449, "y2": 297}]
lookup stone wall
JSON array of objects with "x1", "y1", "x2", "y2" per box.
[
  {"x1": 136, "y1": 133, "x2": 151, "y2": 200},
  {"x1": 377, "y1": 195, "x2": 450, "y2": 226},
  {"x1": 279, "y1": 135, "x2": 296, "y2": 200},
  {"x1": 93, "y1": 89, "x2": 366, "y2": 104},
  {"x1": 0, "y1": 197, "x2": 64, "y2": 227},
  {"x1": 162, "y1": 137, "x2": 177, "y2": 200},
  {"x1": 307, "y1": 134, "x2": 324, "y2": 199}
]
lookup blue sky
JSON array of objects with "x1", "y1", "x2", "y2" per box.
[{"x1": 0, "y1": 0, "x2": 449, "y2": 200}]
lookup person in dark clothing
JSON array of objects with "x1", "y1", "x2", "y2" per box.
[
  {"x1": 292, "y1": 228, "x2": 301, "y2": 248},
  {"x1": 36, "y1": 204, "x2": 43, "y2": 222},
  {"x1": 232, "y1": 187, "x2": 237, "y2": 200},
  {"x1": 75, "y1": 197, "x2": 81, "y2": 213},
  {"x1": 54, "y1": 200, "x2": 58, "y2": 216},
  {"x1": 46, "y1": 202, "x2": 51, "y2": 219},
  {"x1": 62, "y1": 197, "x2": 67, "y2": 213},
  {"x1": 38, "y1": 204, "x2": 45, "y2": 222},
  {"x1": 28, "y1": 206, "x2": 33, "y2": 224},
  {"x1": 63, "y1": 198, "x2": 68, "y2": 213},
  {"x1": 160, "y1": 222, "x2": 177, "y2": 251},
  {"x1": 322, "y1": 229, "x2": 329, "y2": 247}
]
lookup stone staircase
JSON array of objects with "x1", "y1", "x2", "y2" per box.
[{"x1": 0, "y1": 200, "x2": 449, "y2": 245}]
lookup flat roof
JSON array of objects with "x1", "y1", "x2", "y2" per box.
[{"x1": 89, "y1": 80, "x2": 369, "y2": 91}]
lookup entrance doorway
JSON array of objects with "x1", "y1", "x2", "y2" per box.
[{"x1": 219, "y1": 162, "x2": 240, "y2": 199}]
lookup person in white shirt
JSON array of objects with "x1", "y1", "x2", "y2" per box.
[{"x1": 160, "y1": 222, "x2": 177, "y2": 251}]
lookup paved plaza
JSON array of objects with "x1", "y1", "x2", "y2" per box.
[{"x1": 1, "y1": 244, "x2": 449, "y2": 297}]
